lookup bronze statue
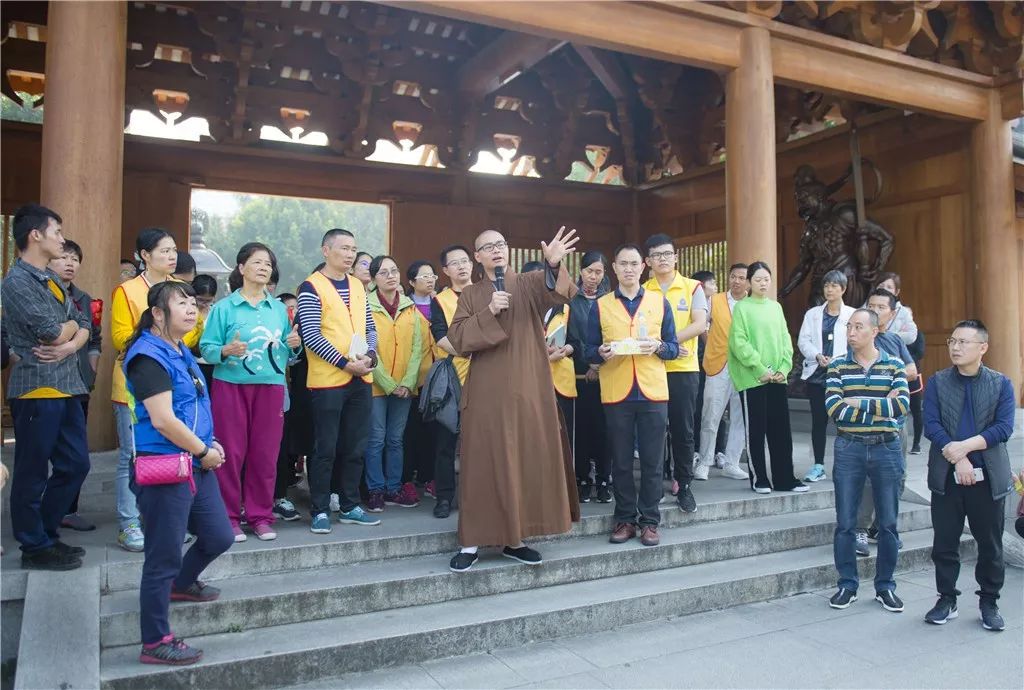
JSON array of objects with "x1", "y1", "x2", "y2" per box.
[{"x1": 780, "y1": 163, "x2": 894, "y2": 308}]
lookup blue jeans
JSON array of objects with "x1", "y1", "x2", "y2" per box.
[
  {"x1": 365, "y1": 395, "x2": 412, "y2": 493},
  {"x1": 833, "y1": 435, "x2": 904, "y2": 593},
  {"x1": 114, "y1": 403, "x2": 141, "y2": 530}
]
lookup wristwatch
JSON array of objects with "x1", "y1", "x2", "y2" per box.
[{"x1": 195, "y1": 445, "x2": 210, "y2": 460}]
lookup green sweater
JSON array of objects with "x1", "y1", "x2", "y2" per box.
[{"x1": 727, "y1": 296, "x2": 794, "y2": 393}]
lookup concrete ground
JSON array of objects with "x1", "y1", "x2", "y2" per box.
[{"x1": 291, "y1": 565, "x2": 1024, "y2": 690}]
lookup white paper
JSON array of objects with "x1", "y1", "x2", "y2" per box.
[{"x1": 348, "y1": 333, "x2": 369, "y2": 359}]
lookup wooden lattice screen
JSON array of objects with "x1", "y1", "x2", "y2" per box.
[
  {"x1": 509, "y1": 246, "x2": 581, "y2": 277},
  {"x1": 676, "y1": 239, "x2": 728, "y2": 288}
]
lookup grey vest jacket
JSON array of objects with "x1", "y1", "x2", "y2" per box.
[{"x1": 927, "y1": 366, "x2": 1013, "y2": 500}]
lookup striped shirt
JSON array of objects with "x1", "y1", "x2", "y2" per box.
[
  {"x1": 825, "y1": 350, "x2": 909, "y2": 435},
  {"x1": 297, "y1": 274, "x2": 377, "y2": 369}
]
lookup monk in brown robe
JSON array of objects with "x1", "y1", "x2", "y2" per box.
[{"x1": 446, "y1": 226, "x2": 581, "y2": 572}]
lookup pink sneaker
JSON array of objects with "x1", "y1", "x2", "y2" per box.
[
  {"x1": 424, "y1": 480, "x2": 436, "y2": 499},
  {"x1": 253, "y1": 523, "x2": 277, "y2": 541},
  {"x1": 367, "y1": 491, "x2": 385, "y2": 513},
  {"x1": 385, "y1": 484, "x2": 419, "y2": 508}
]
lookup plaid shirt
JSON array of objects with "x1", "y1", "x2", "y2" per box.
[{"x1": 2, "y1": 259, "x2": 89, "y2": 398}]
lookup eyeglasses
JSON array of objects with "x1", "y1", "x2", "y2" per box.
[
  {"x1": 376, "y1": 269, "x2": 400, "y2": 278},
  {"x1": 946, "y1": 338, "x2": 982, "y2": 348},
  {"x1": 416, "y1": 273, "x2": 437, "y2": 281},
  {"x1": 475, "y1": 240, "x2": 507, "y2": 254},
  {"x1": 356, "y1": 260, "x2": 370, "y2": 268},
  {"x1": 648, "y1": 250, "x2": 675, "y2": 261},
  {"x1": 445, "y1": 258, "x2": 472, "y2": 268}
]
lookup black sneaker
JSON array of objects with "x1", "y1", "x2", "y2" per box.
[
  {"x1": 21, "y1": 545, "x2": 82, "y2": 571},
  {"x1": 139, "y1": 638, "x2": 203, "y2": 666},
  {"x1": 449, "y1": 551, "x2": 479, "y2": 573},
  {"x1": 502, "y1": 545, "x2": 542, "y2": 565},
  {"x1": 875, "y1": 590, "x2": 904, "y2": 612},
  {"x1": 924, "y1": 596, "x2": 958, "y2": 625},
  {"x1": 866, "y1": 527, "x2": 879, "y2": 543},
  {"x1": 595, "y1": 482, "x2": 612, "y2": 503},
  {"x1": 53, "y1": 540, "x2": 86, "y2": 557},
  {"x1": 855, "y1": 530, "x2": 870, "y2": 557},
  {"x1": 909, "y1": 445, "x2": 922, "y2": 455},
  {"x1": 577, "y1": 480, "x2": 592, "y2": 503},
  {"x1": 829, "y1": 588, "x2": 857, "y2": 609},
  {"x1": 433, "y1": 499, "x2": 451, "y2": 519},
  {"x1": 676, "y1": 485, "x2": 697, "y2": 513},
  {"x1": 980, "y1": 601, "x2": 1005, "y2": 631},
  {"x1": 272, "y1": 499, "x2": 300, "y2": 522},
  {"x1": 171, "y1": 581, "x2": 221, "y2": 602}
]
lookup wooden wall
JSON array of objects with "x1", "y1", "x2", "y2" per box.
[{"x1": 637, "y1": 113, "x2": 978, "y2": 382}]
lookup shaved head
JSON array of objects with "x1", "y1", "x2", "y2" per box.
[{"x1": 474, "y1": 229, "x2": 504, "y2": 249}]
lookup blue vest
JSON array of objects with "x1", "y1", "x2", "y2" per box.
[{"x1": 123, "y1": 331, "x2": 214, "y2": 456}]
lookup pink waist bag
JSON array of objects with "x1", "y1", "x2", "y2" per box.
[{"x1": 135, "y1": 452, "x2": 196, "y2": 494}]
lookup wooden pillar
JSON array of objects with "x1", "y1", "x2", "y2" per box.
[
  {"x1": 725, "y1": 27, "x2": 777, "y2": 294},
  {"x1": 970, "y1": 90, "x2": 1022, "y2": 395},
  {"x1": 40, "y1": 1, "x2": 127, "y2": 450}
]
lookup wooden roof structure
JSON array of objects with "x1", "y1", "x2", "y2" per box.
[{"x1": 5, "y1": 2, "x2": 1017, "y2": 187}]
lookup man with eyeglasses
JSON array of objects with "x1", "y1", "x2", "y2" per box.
[
  {"x1": 642, "y1": 234, "x2": 707, "y2": 513},
  {"x1": 428, "y1": 245, "x2": 474, "y2": 519},
  {"x1": 445, "y1": 227, "x2": 581, "y2": 573},
  {"x1": 922, "y1": 320, "x2": 1015, "y2": 631}
]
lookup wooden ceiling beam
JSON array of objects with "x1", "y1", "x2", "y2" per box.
[
  {"x1": 456, "y1": 30, "x2": 565, "y2": 98},
  {"x1": 573, "y1": 44, "x2": 639, "y2": 185}
]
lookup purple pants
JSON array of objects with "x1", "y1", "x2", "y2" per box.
[{"x1": 211, "y1": 381, "x2": 285, "y2": 528}]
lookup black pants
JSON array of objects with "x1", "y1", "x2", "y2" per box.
[
  {"x1": 309, "y1": 381, "x2": 371, "y2": 515},
  {"x1": 273, "y1": 407, "x2": 299, "y2": 501},
  {"x1": 805, "y1": 381, "x2": 830, "y2": 465},
  {"x1": 434, "y1": 421, "x2": 458, "y2": 503},
  {"x1": 666, "y1": 371, "x2": 699, "y2": 486},
  {"x1": 931, "y1": 472, "x2": 1005, "y2": 602},
  {"x1": 557, "y1": 392, "x2": 576, "y2": 466},
  {"x1": 66, "y1": 395, "x2": 91, "y2": 515},
  {"x1": 909, "y1": 388, "x2": 923, "y2": 447},
  {"x1": 402, "y1": 397, "x2": 435, "y2": 485},
  {"x1": 575, "y1": 380, "x2": 610, "y2": 484},
  {"x1": 605, "y1": 400, "x2": 668, "y2": 527},
  {"x1": 740, "y1": 383, "x2": 799, "y2": 490}
]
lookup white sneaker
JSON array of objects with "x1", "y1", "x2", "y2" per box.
[
  {"x1": 692, "y1": 452, "x2": 701, "y2": 469},
  {"x1": 721, "y1": 464, "x2": 749, "y2": 480},
  {"x1": 693, "y1": 462, "x2": 711, "y2": 481},
  {"x1": 329, "y1": 493, "x2": 341, "y2": 512},
  {"x1": 714, "y1": 452, "x2": 727, "y2": 469}
]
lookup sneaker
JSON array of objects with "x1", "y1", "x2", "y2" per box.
[
  {"x1": 577, "y1": 480, "x2": 592, "y2": 503},
  {"x1": 595, "y1": 482, "x2": 612, "y2": 503},
  {"x1": 924, "y1": 596, "x2": 958, "y2": 625},
  {"x1": 53, "y1": 540, "x2": 86, "y2": 557},
  {"x1": 170, "y1": 581, "x2": 221, "y2": 603},
  {"x1": 118, "y1": 524, "x2": 145, "y2": 552},
  {"x1": 402, "y1": 482, "x2": 421, "y2": 505},
  {"x1": 183, "y1": 532, "x2": 195, "y2": 545},
  {"x1": 787, "y1": 481, "x2": 809, "y2": 493},
  {"x1": 670, "y1": 479, "x2": 680, "y2": 496},
  {"x1": 753, "y1": 484, "x2": 772, "y2": 494},
  {"x1": 503, "y1": 545, "x2": 542, "y2": 565},
  {"x1": 804, "y1": 464, "x2": 827, "y2": 482},
  {"x1": 329, "y1": 493, "x2": 341, "y2": 512},
  {"x1": 366, "y1": 491, "x2": 385, "y2": 513},
  {"x1": 640, "y1": 526, "x2": 660, "y2": 546},
  {"x1": 385, "y1": 485, "x2": 419, "y2": 508},
  {"x1": 60, "y1": 513, "x2": 96, "y2": 531},
  {"x1": 424, "y1": 480, "x2": 436, "y2": 499},
  {"x1": 433, "y1": 499, "x2": 452, "y2": 518},
  {"x1": 909, "y1": 445, "x2": 922, "y2": 455},
  {"x1": 609, "y1": 522, "x2": 637, "y2": 544},
  {"x1": 449, "y1": 551, "x2": 479, "y2": 573},
  {"x1": 253, "y1": 523, "x2": 277, "y2": 541},
  {"x1": 677, "y1": 485, "x2": 697, "y2": 513},
  {"x1": 692, "y1": 452, "x2": 701, "y2": 468},
  {"x1": 829, "y1": 588, "x2": 858, "y2": 609},
  {"x1": 232, "y1": 524, "x2": 247, "y2": 543},
  {"x1": 866, "y1": 527, "x2": 879, "y2": 543},
  {"x1": 875, "y1": 590, "x2": 904, "y2": 612},
  {"x1": 272, "y1": 498, "x2": 300, "y2": 522},
  {"x1": 714, "y1": 452, "x2": 727, "y2": 469},
  {"x1": 139, "y1": 637, "x2": 202, "y2": 666},
  {"x1": 855, "y1": 530, "x2": 870, "y2": 557},
  {"x1": 721, "y1": 464, "x2": 749, "y2": 480},
  {"x1": 310, "y1": 512, "x2": 332, "y2": 534},
  {"x1": 693, "y1": 462, "x2": 711, "y2": 481},
  {"x1": 980, "y1": 601, "x2": 1005, "y2": 631},
  {"x1": 339, "y1": 506, "x2": 381, "y2": 526},
  {"x1": 21, "y1": 546, "x2": 81, "y2": 571}
]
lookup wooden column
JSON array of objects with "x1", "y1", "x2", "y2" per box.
[
  {"x1": 40, "y1": 1, "x2": 127, "y2": 449},
  {"x1": 970, "y1": 90, "x2": 1021, "y2": 395},
  {"x1": 725, "y1": 27, "x2": 777, "y2": 294}
]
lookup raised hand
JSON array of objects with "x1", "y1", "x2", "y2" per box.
[
  {"x1": 541, "y1": 226, "x2": 580, "y2": 267},
  {"x1": 286, "y1": 323, "x2": 301, "y2": 349},
  {"x1": 222, "y1": 331, "x2": 248, "y2": 358}
]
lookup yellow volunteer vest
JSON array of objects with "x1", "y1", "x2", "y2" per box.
[
  {"x1": 433, "y1": 287, "x2": 470, "y2": 385},
  {"x1": 596, "y1": 290, "x2": 669, "y2": 403},
  {"x1": 371, "y1": 301, "x2": 418, "y2": 397},
  {"x1": 414, "y1": 309, "x2": 435, "y2": 392},
  {"x1": 703, "y1": 291, "x2": 733, "y2": 376},
  {"x1": 111, "y1": 275, "x2": 200, "y2": 404},
  {"x1": 546, "y1": 306, "x2": 576, "y2": 399},
  {"x1": 643, "y1": 272, "x2": 701, "y2": 373},
  {"x1": 304, "y1": 271, "x2": 372, "y2": 388}
]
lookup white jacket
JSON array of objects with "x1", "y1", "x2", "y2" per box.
[{"x1": 797, "y1": 304, "x2": 855, "y2": 381}]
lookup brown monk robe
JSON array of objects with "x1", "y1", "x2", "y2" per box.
[{"x1": 447, "y1": 237, "x2": 581, "y2": 549}]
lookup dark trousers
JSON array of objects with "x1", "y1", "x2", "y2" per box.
[
  {"x1": 909, "y1": 388, "x2": 924, "y2": 447},
  {"x1": 434, "y1": 421, "x2": 458, "y2": 502},
  {"x1": 741, "y1": 383, "x2": 799, "y2": 490},
  {"x1": 9, "y1": 397, "x2": 90, "y2": 552},
  {"x1": 806, "y1": 382, "x2": 830, "y2": 465},
  {"x1": 273, "y1": 408, "x2": 299, "y2": 501},
  {"x1": 309, "y1": 381, "x2": 371, "y2": 515},
  {"x1": 135, "y1": 469, "x2": 234, "y2": 644},
  {"x1": 666, "y1": 372, "x2": 699, "y2": 486},
  {"x1": 931, "y1": 472, "x2": 1005, "y2": 602},
  {"x1": 575, "y1": 380, "x2": 610, "y2": 484},
  {"x1": 557, "y1": 392, "x2": 576, "y2": 467},
  {"x1": 695, "y1": 370, "x2": 727, "y2": 456},
  {"x1": 66, "y1": 394, "x2": 91, "y2": 515},
  {"x1": 605, "y1": 400, "x2": 668, "y2": 527},
  {"x1": 402, "y1": 396, "x2": 435, "y2": 485}
]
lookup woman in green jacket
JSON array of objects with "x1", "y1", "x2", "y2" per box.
[{"x1": 728, "y1": 261, "x2": 808, "y2": 495}]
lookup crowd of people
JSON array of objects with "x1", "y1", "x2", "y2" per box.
[{"x1": 2, "y1": 202, "x2": 1019, "y2": 667}]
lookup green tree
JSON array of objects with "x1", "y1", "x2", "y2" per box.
[{"x1": 197, "y1": 194, "x2": 388, "y2": 294}]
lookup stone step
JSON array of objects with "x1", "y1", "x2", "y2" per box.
[
  {"x1": 100, "y1": 484, "x2": 838, "y2": 593},
  {"x1": 99, "y1": 528, "x2": 974, "y2": 690},
  {"x1": 99, "y1": 502, "x2": 932, "y2": 647}
]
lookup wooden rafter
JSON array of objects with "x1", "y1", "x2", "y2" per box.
[
  {"x1": 457, "y1": 31, "x2": 564, "y2": 98},
  {"x1": 573, "y1": 45, "x2": 638, "y2": 185}
]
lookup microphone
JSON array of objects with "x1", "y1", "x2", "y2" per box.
[{"x1": 494, "y1": 266, "x2": 505, "y2": 293}]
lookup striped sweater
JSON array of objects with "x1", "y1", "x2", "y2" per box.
[
  {"x1": 297, "y1": 274, "x2": 378, "y2": 369},
  {"x1": 825, "y1": 350, "x2": 910, "y2": 435}
]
